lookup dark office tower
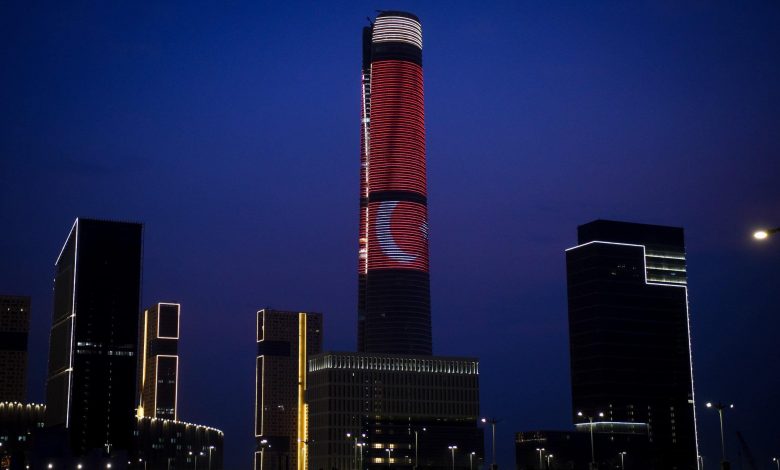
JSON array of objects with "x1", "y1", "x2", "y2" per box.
[
  {"x1": 255, "y1": 309, "x2": 322, "y2": 470},
  {"x1": 0, "y1": 295, "x2": 31, "y2": 402},
  {"x1": 565, "y1": 220, "x2": 698, "y2": 470},
  {"x1": 137, "y1": 302, "x2": 180, "y2": 420},
  {"x1": 358, "y1": 11, "x2": 431, "y2": 355},
  {"x1": 45, "y1": 218, "x2": 143, "y2": 456}
]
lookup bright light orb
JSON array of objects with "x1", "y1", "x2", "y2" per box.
[{"x1": 754, "y1": 230, "x2": 769, "y2": 240}]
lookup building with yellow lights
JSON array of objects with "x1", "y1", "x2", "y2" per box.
[
  {"x1": 137, "y1": 302, "x2": 180, "y2": 421},
  {"x1": 255, "y1": 309, "x2": 323, "y2": 470}
]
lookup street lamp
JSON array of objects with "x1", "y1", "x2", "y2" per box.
[
  {"x1": 139, "y1": 458, "x2": 147, "y2": 470},
  {"x1": 208, "y1": 445, "x2": 215, "y2": 470},
  {"x1": 618, "y1": 452, "x2": 627, "y2": 470},
  {"x1": 753, "y1": 228, "x2": 779, "y2": 241},
  {"x1": 469, "y1": 452, "x2": 476, "y2": 470},
  {"x1": 448, "y1": 446, "x2": 458, "y2": 470},
  {"x1": 698, "y1": 455, "x2": 704, "y2": 470},
  {"x1": 77, "y1": 465, "x2": 83, "y2": 470},
  {"x1": 48, "y1": 464, "x2": 54, "y2": 469},
  {"x1": 481, "y1": 417, "x2": 500, "y2": 470},
  {"x1": 357, "y1": 442, "x2": 365, "y2": 470},
  {"x1": 772, "y1": 457, "x2": 779, "y2": 470},
  {"x1": 705, "y1": 402, "x2": 734, "y2": 465},
  {"x1": 414, "y1": 427, "x2": 427, "y2": 470},
  {"x1": 259, "y1": 439, "x2": 270, "y2": 470},
  {"x1": 546, "y1": 454, "x2": 554, "y2": 470},
  {"x1": 577, "y1": 411, "x2": 604, "y2": 470},
  {"x1": 535, "y1": 448, "x2": 545, "y2": 470},
  {"x1": 386, "y1": 448, "x2": 393, "y2": 470}
]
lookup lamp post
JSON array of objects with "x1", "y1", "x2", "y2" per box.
[
  {"x1": 259, "y1": 440, "x2": 270, "y2": 470},
  {"x1": 753, "y1": 228, "x2": 780, "y2": 241},
  {"x1": 414, "y1": 427, "x2": 427, "y2": 470},
  {"x1": 546, "y1": 454, "x2": 554, "y2": 470},
  {"x1": 481, "y1": 417, "x2": 500, "y2": 470},
  {"x1": 772, "y1": 457, "x2": 779, "y2": 470},
  {"x1": 208, "y1": 445, "x2": 215, "y2": 470},
  {"x1": 386, "y1": 448, "x2": 393, "y2": 470},
  {"x1": 357, "y1": 442, "x2": 365, "y2": 470},
  {"x1": 698, "y1": 455, "x2": 704, "y2": 470},
  {"x1": 618, "y1": 452, "x2": 627, "y2": 470},
  {"x1": 469, "y1": 452, "x2": 476, "y2": 470},
  {"x1": 577, "y1": 411, "x2": 604, "y2": 470},
  {"x1": 139, "y1": 458, "x2": 147, "y2": 470},
  {"x1": 536, "y1": 448, "x2": 545, "y2": 470},
  {"x1": 448, "y1": 446, "x2": 458, "y2": 470},
  {"x1": 705, "y1": 401, "x2": 734, "y2": 466}
]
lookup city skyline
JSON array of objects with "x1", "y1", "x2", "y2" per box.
[{"x1": 2, "y1": 2, "x2": 779, "y2": 469}]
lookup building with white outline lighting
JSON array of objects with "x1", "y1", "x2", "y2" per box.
[
  {"x1": 565, "y1": 219, "x2": 699, "y2": 470},
  {"x1": 44, "y1": 218, "x2": 143, "y2": 456}
]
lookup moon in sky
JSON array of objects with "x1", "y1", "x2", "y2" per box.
[{"x1": 376, "y1": 201, "x2": 418, "y2": 263}]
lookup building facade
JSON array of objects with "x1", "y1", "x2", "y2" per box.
[
  {"x1": 515, "y1": 429, "x2": 651, "y2": 470},
  {"x1": 0, "y1": 295, "x2": 31, "y2": 403},
  {"x1": 44, "y1": 218, "x2": 144, "y2": 455},
  {"x1": 255, "y1": 309, "x2": 323, "y2": 470},
  {"x1": 137, "y1": 302, "x2": 180, "y2": 420},
  {"x1": 0, "y1": 402, "x2": 45, "y2": 469},
  {"x1": 565, "y1": 220, "x2": 698, "y2": 469},
  {"x1": 307, "y1": 352, "x2": 484, "y2": 470},
  {"x1": 358, "y1": 11, "x2": 431, "y2": 355},
  {"x1": 133, "y1": 416, "x2": 223, "y2": 470}
]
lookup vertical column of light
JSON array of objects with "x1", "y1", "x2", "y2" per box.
[
  {"x1": 297, "y1": 313, "x2": 308, "y2": 470},
  {"x1": 255, "y1": 310, "x2": 266, "y2": 440},
  {"x1": 137, "y1": 308, "x2": 149, "y2": 417},
  {"x1": 66, "y1": 219, "x2": 79, "y2": 427}
]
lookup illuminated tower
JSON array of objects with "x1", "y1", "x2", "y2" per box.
[
  {"x1": 137, "y1": 302, "x2": 180, "y2": 420},
  {"x1": 566, "y1": 220, "x2": 698, "y2": 470},
  {"x1": 45, "y1": 218, "x2": 143, "y2": 455},
  {"x1": 255, "y1": 309, "x2": 322, "y2": 470},
  {"x1": 358, "y1": 11, "x2": 431, "y2": 355}
]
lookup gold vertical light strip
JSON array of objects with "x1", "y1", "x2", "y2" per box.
[
  {"x1": 137, "y1": 308, "x2": 149, "y2": 417},
  {"x1": 297, "y1": 313, "x2": 308, "y2": 470}
]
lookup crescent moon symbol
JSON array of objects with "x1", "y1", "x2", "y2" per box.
[{"x1": 376, "y1": 201, "x2": 418, "y2": 263}]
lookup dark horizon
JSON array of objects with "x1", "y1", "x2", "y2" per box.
[{"x1": 2, "y1": 2, "x2": 779, "y2": 469}]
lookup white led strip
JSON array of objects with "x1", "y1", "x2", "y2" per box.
[
  {"x1": 372, "y1": 16, "x2": 422, "y2": 49},
  {"x1": 566, "y1": 240, "x2": 700, "y2": 464}
]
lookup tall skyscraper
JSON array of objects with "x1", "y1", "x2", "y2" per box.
[
  {"x1": 255, "y1": 309, "x2": 322, "y2": 470},
  {"x1": 358, "y1": 11, "x2": 431, "y2": 355},
  {"x1": 565, "y1": 220, "x2": 698, "y2": 469},
  {"x1": 45, "y1": 218, "x2": 143, "y2": 455},
  {"x1": 137, "y1": 302, "x2": 180, "y2": 420},
  {"x1": 0, "y1": 295, "x2": 31, "y2": 403}
]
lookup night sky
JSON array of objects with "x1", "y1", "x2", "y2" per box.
[{"x1": 2, "y1": 2, "x2": 779, "y2": 469}]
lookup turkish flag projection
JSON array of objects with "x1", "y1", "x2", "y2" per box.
[{"x1": 367, "y1": 200, "x2": 429, "y2": 271}]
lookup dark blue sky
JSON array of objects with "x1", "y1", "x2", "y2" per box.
[{"x1": 2, "y1": 1, "x2": 779, "y2": 468}]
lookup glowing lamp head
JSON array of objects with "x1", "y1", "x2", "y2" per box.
[
  {"x1": 754, "y1": 230, "x2": 769, "y2": 240},
  {"x1": 481, "y1": 418, "x2": 486, "y2": 423},
  {"x1": 706, "y1": 402, "x2": 713, "y2": 408},
  {"x1": 598, "y1": 412, "x2": 604, "y2": 417},
  {"x1": 729, "y1": 404, "x2": 734, "y2": 408},
  {"x1": 577, "y1": 411, "x2": 583, "y2": 417}
]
